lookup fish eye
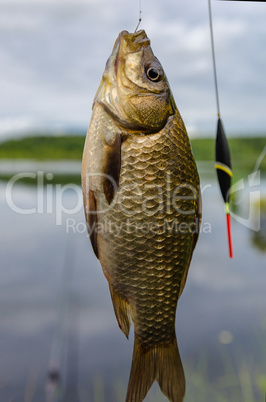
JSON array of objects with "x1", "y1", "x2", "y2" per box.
[{"x1": 146, "y1": 66, "x2": 162, "y2": 82}]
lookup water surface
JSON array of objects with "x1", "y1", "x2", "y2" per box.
[{"x1": 0, "y1": 162, "x2": 266, "y2": 401}]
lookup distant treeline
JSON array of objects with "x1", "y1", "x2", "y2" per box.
[
  {"x1": 0, "y1": 135, "x2": 265, "y2": 173},
  {"x1": 0, "y1": 135, "x2": 85, "y2": 160}
]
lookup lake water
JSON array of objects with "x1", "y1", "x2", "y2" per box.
[{"x1": 0, "y1": 161, "x2": 266, "y2": 401}]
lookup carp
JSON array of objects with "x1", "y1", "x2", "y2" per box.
[{"x1": 81, "y1": 29, "x2": 201, "y2": 402}]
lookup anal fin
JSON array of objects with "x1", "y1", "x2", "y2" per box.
[{"x1": 109, "y1": 285, "x2": 131, "y2": 338}]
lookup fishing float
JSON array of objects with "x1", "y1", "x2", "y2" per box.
[{"x1": 208, "y1": 0, "x2": 234, "y2": 258}]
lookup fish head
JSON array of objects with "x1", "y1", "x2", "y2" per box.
[{"x1": 93, "y1": 30, "x2": 176, "y2": 133}]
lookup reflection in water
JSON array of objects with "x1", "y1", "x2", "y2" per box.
[
  {"x1": 45, "y1": 238, "x2": 80, "y2": 402},
  {"x1": 251, "y1": 197, "x2": 266, "y2": 252},
  {"x1": 46, "y1": 368, "x2": 61, "y2": 402},
  {"x1": 1, "y1": 162, "x2": 266, "y2": 401},
  {"x1": 0, "y1": 160, "x2": 81, "y2": 185}
]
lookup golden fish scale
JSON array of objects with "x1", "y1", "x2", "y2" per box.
[{"x1": 97, "y1": 112, "x2": 199, "y2": 349}]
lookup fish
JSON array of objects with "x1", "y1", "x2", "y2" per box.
[{"x1": 81, "y1": 29, "x2": 201, "y2": 402}]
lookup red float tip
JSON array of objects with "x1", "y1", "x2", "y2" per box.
[{"x1": 226, "y1": 213, "x2": 233, "y2": 258}]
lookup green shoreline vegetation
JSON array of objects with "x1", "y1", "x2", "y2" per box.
[
  {"x1": 0, "y1": 135, "x2": 85, "y2": 160},
  {"x1": 0, "y1": 135, "x2": 265, "y2": 178}
]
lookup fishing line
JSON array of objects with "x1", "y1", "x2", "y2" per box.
[
  {"x1": 46, "y1": 238, "x2": 79, "y2": 401},
  {"x1": 208, "y1": 0, "x2": 221, "y2": 118},
  {"x1": 134, "y1": 0, "x2": 142, "y2": 32},
  {"x1": 208, "y1": 0, "x2": 234, "y2": 258}
]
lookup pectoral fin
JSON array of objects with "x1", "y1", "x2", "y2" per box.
[
  {"x1": 102, "y1": 133, "x2": 121, "y2": 204},
  {"x1": 85, "y1": 189, "x2": 98, "y2": 258}
]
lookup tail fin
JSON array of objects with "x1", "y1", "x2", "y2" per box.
[{"x1": 126, "y1": 334, "x2": 185, "y2": 402}]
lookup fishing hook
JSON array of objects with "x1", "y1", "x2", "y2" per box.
[{"x1": 134, "y1": 0, "x2": 142, "y2": 32}]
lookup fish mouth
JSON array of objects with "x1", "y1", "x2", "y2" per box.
[
  {"x1": 112, "y1": 29, "x2": 149, "y2": 46},
  {"x1": 113, "y1": 30, "x2": 150, "y2": 53},
  {"x1": 109, "y1": 30, "x2": 150, "y2": 76}
]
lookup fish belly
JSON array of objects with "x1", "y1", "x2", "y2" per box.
[{"x1": 98, "y1": 113, "x2": 199, "y2": 347}]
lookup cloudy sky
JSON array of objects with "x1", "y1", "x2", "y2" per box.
[{"x1": 1, "y1": 0, "x2": 266, "y2": 140}]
